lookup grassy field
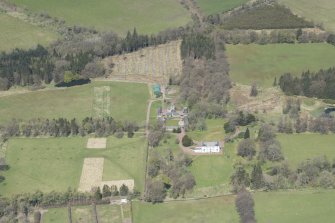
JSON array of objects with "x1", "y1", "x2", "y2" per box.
[
  {"x1": 43, "y1": 204, "x2": 123, "y2": 223},
  {"x1": 10, "y1": 0, "x2": 191, "y2": 34},
  {"x1": 0, "y1": 136, "x2": 146, "y2": 196},
  {"x1": 0, "y1": 13, "x2": 58, "y2": 52},
  {"x1": 132, "y1": 195, "x2": 238, "y2": 223},
  {"x1": 226, "y1": 43, "x2": 335, "y2": 87},
  {"x1": 0, "y1": 81, "x2": 149, "y2": 124},
  {"x1": 196, "y1": 0, "x2": 248, "y2": 15},
  {"x1": 254, "y1": 190, "x2": 335, "y2": 223},
  {"x1": 279, "y1": 0, "x2": 335, "y2": 32},
  {"x1": 278, "y1": 133, "x2": 335, "y2": 167},
  {"x1": 188, "y1": 142, "x2": 237, "y2": 190},
  {"x1": 133, "y1": 189, "x2": 335, "y2": 223}
]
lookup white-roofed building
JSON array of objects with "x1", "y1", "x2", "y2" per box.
[{"x1": 193, "y1": 141, "x2": 221, "y2": 153}]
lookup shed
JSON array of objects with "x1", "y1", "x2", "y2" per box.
[{"x1": 153, "y1": 84, "x2": 161, "y2": 97}]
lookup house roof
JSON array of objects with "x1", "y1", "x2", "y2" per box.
[{"x1": 202, "y1": 141, "x2": 219, "y2": 147}]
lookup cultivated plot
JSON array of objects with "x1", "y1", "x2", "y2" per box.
[
  {"x1": 93, "y1": 86, "x2": 111, "y2": 118},
  {"x1": 78, "y1": 158, "x2": 104, "y2": 192},
  {"x1": 86, "y1": 138, "x2": 107, "y2": 149}
]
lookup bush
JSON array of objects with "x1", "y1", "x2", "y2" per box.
[
  {"x1": 182, "y1": 135, "x2": 193, "y2": 147},
  {"x1": 119, "y1": 184, "x2": 129, "y2": 196},
  {"x1": 55, "y1": 78, "x2": 91, "y2": 87},
  {"x1": 237, "y1": 139, "x2": 256, "y2": 160},
  {"x1": 0, "y1": 176, "x2": 5, "y2": 183}
]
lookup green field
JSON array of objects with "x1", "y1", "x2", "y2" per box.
[
  {"x1": 188, "y1": 119, "x2": 226, "y2": 141},
  {"x1": 227, "y1": 43, "x2": 335, "y2": 87},
  {"x1": 10, "y1": 0, "x2": 191, "y2": 34},
  {"x1": 0, "y1": 81, "x2": 149, "y2": 124},
  {"x1": 254, "y1": 190, "x2": 335, "y2": 223},
  {"x1": 133, "y1": 190, "x2": 335, "y2": 223},
  {"x1": 132, "y1": 195, "x2": 238, "y2": 223},
  {"x1": 0, "y1": 13, "x2": 58, "y2": 52},
  {"x1": 189, "y1": 142, "x2": 237, "y2": 191},
  {"x1": 279, "y1": 0, "x2": 335, "y2": 32},
  {"x1": 278, "y1": 133, "x2": 335, "y2": 167},
  {"x1": 196, "y1": 0, "x2": 248, "y2": 15},
  {"x1": 43, "y1": 204, "x2": 123, "y2": 223},
  {"x1": 0, "y1": 136, "x2": 146, "y2": 196}
]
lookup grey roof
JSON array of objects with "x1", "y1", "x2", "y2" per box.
[{"x1": 202, "y1": 141, "x2": 219, "y2": 147}]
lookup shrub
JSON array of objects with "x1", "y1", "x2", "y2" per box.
[{"x1": 182, "y1": 135, "x2": 193, "y2": 147}]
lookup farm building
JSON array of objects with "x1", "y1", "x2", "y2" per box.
[
  {"x1": 193, "y1": 141, "x2": 221, "y2": 153},
  {"x1": 153, "y1": 84, "x2": 161, "y2": 97}
]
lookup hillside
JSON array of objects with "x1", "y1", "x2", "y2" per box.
[{"x1": 9, "y1": 0, "x2": 192, "y2": 34}]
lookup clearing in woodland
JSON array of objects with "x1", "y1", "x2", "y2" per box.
[
  {"x1": 0, "y1": 81, "x2": 149, "y2": 124},
  {"x1": 104, "y1": 41, "x2": 182, "y2": 83},
  {"x1": 279, "y1": 0, "x2": 335, "y2": 32},
  {"x1": 9, "y1": 0, "x2": 191, "y2": 34},
  {"x1": 0, "y1": 12, "x2": 58, "y2": 52},
  {"x1": 226, "y1": 43, "x2": 335, "y2": 87},
  {"x1": 0, "y1": 136, "x2": 146, "y2": 196}
]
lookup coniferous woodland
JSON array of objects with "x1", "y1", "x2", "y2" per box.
[
  {"x1": 205, "y1": 0, "x2": 314, "y2": 30},
  {"x1": 0, "y1": 117, "x2": 139, "y2": 139},
  {"x1": 0, "y1": 27, "x2": 188, "y2": 90},
  {"x1": 278, "y1": 67, "x2": 335, "y2": 99}
]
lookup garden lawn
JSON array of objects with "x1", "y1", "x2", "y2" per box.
[
  {"x1": 279, "y1": 0, "x2": 335, "y2": 32},
  {"x1": 0, "y1": 13, "x2": 58, "y2": 52},
  {"x1": 0, "y1": 81, "x2": 149, "y2": 124},
  {"x1": 187, "y1": 119, "x2": 226, "y2": 141},
  {"x1": 196, "y1": 0, "x2": 248, "y2": 15},
  {"x1": 0, "y1": 136, "x2": 146, "y2": 196},
  {"x1": 10, "y1": 0, "x2": 191, "y2": 34},
  {"x1": 227, "y1": 43, "x2": 335, "y2": 87},
  {"x1": 278, "y1": 133, "x2": 335, "y2": 167}
]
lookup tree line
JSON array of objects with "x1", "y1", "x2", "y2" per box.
[
  {"x1": 0, "y1": 186, "x2": 138, "y2": 222},
  {"x1": 278, "y1": 67, "x2": 335, "y2": 99},
  {"x1": 0, "y1": 117, "x2": 139, "y2": 139},
  {"x1": 220, "y1": 29, "x2": 329, "y2": 45}
]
